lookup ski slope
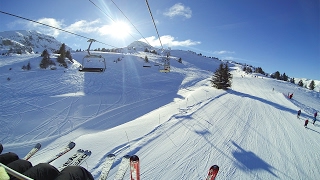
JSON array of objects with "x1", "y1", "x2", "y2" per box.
[{"x1": 0, "y1": 50, "x2": 319, "y2": 179}]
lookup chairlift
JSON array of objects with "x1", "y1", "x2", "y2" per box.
[
  {"x1": 143, "y1": 62, "x2": 152, "y2": 68},
  {"x1": 158, "y1": 54, "x2": 170, "y2": 73},
  {"x1": 79, "y1": 39, "x2": 106, "y2": 72},
  {"x1": 159, "y1": 65, "x2": 170, "y2": 73}
]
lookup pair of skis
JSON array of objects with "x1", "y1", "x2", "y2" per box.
[
  {"x1": 98, "y1": 154, "x2": 140, "y2": 180},
  {"x1": 19, "y1": 142, "x2": 91, "y2": 171},
  {"x1": 21, "y1": 141, "x2": 76, "y2": 162},
  {"x1": 3, "y1": 142, "x2": 218, "y2": 179},
  {"x1": 0, "y1": 142, "x2": 77, "y2": 180},
  {"x1": 57, "y1": 149, "x2": 92, "y2": 171}
]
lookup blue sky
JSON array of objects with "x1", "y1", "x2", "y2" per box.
[{"x1": 0, "y1": 0, "x2": 319, "y2": 80}]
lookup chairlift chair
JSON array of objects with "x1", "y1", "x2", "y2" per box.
[
  {"x1": 158, "y1": 55, "x2": 170, "y2": 73},
  {"x1": 79, "y1": 39, "x2": 106, "y2": 72},
  {"x1": 159, "y1": 65, "x2": 170, "y2": 73},
  {"x1": 143, "y1": 62, "x2": 152, "y2": 68}
]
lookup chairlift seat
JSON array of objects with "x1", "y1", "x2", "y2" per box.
[{"x1": 79, "y1": 67, "x2": 105, "y2": 72}]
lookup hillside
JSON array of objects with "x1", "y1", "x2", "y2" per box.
[
  {"x1": 0, "y1": 47, "x2": 320, "y2": 179},
  {"x1": 0, "y1": 30, "x2": 71, "y2": 54}
]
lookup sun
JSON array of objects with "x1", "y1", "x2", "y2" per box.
[{"x1": 109, "y1": 21, "x2": 131, "y2": 39}]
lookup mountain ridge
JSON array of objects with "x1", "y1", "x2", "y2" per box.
[{"x1": 0, "y1": 30, "x2": 71, "y2": 54}]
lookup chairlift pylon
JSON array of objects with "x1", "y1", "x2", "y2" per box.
[{"x1": 79, "y1": 39, "x2": 106, "y2": 72}]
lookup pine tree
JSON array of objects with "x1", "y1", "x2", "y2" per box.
[
  {"x1": 40, "y1": 49, "x2": 55, "y2": 69},
  {"x1": 298, "y1": 80, "x2": 304, "y2": 87},
  {"x1": 290, "y1": 78, "x2": 295, "y2": 84},
  {"x1": 281, "y1": 73, "x2": 288, "y2": 81},
  {"x1": 273, "y1": 71, "x2": 281, "y2": 80},
  {"x1": 210, "y1": 63, "x2": 232, "y2": 90},
  {"x1": 309, "y1": 80, "x2": 315, "y2": 90},
  {"x1": 57, "y1": 43, "x2": 67, "y2": 68},
  {"x1": 66, "y1": 50, "x2": 73, "y2": 62}
]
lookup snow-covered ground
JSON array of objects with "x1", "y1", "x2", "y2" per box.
[{"x1": 0, "y1": 50, "x2": 319, "y2": 179}]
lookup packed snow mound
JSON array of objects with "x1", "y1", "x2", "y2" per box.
[
  {"x1": 0, "y1": 30, "x2": 71, "y2": 54},
  {"x1": 127, "y1": 41, "x2": 154, "y2": 51}
]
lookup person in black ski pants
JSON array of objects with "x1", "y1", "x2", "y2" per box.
[
  {"x1": 304, "y1": 119, "x2": 309, "y2": 128},
  {"x1": 297, "y1": 110, "x2": 301, "y2": 119},
  {"x1": 0, "y1": 152, "x2": 93, "y2": 180},
  {"x1": 313, "y1": 111, "x2": 318, "y2": 124}
]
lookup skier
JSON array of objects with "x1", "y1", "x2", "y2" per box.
[
  {"x1": 289, "y1": 93, "x2": 293, "y2": 99},
  {"x1": 0, "y1": 152, "x2": 93, "y2": 180},
  {"x1": 313, "y1": 111, "x2": 318, "y2": 124},
  {"x1": 297, "y1": 110, "x2": 301, "y2": 119},
  {"x1": 304, "y1": 119, "x2": 309, "y2": 128}
]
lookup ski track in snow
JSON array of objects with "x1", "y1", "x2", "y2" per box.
[{"x1": 0, "y1": 51, "x2": 319, "y2": 179}]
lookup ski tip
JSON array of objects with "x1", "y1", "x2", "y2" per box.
[
  {"x1": 107, "y1": 153, "x2": 115, "y2": 158},
  {"x1": 35, "y1": 143, "x2": 41, "y2": 149},
  {"x1": 130, "y1": 155, "x2": 139, "y2": 161},
  {"x1": 211, "y1": 165, "x2": 219, "y2": 170},
  {"x1": 69, "y1": 142, "x2": 76, "y2": 149}
]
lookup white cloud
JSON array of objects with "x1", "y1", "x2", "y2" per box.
[
  {"x1": 163, "y1": 3, "x2": 192, "y2": 19},
  {"x1": 140, "y1": 35, "x2": 200, "y2": 47},
  {"x1": 27, "y1": 18, "x2": 63, "y2": 37},
  {"x1": 66, "y1": 19, "x2": 101, "y2": 34},
  {"x1": 213, "y1": 50, "x2": 235, "y2": 54},
  {"x1": 25, "y1": 17, "x2": 131, "y2": 39}
]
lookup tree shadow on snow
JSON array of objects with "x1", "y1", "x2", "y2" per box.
[
  {"x1": 228, "y1": 90, "x2": 296, "y2": 115},
  {"x1": 231, "y1": 141, "x2": 278, "y2": 178}
]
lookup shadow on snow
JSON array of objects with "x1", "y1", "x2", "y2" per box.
[{"x1": 231, "y1": 141, "x2": 278, "y2": 178}]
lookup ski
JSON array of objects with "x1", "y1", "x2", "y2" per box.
[
  {"x1": 130, "y1": 155, "x2": 140, "y2": 180},
  {"x1": 0, "y1": 143, "x2": 3, "y2": 154},
  {"x1": 98, "y1": 153, "x2": 116, "y2": 180},
  {"x1": 58, "y1": 149, "x2": 85, "y2": 171},
  {"x1": 46, "y1": 141, "x2": 76, "y2": 164},
  {"x1": 69, "y1": 150, "x2": 91, "y2": 166},
  {"x1": 206, "y1": 165, "x2": 219, "y2": 180},
  {"x1": 114, "y1": 155, "x2": 131, "y2": 180},
  {"x1": 23, "y1": 143, "x2": 41, "y2": 160}
]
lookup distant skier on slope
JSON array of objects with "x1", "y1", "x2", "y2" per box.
[
  {"x1": 304, "y1": 119, "x2": 309, "y2": 128},
  {"x1": 289, "y1": 93, "x2": 293, "y2": 99},
  {"x1": 313, "y1": 111, "x2": 317, "y2": 124},
  {"x1": 297, "y1": 110, "x2": 301, "y2": 119}
]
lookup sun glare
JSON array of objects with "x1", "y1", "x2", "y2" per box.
[{"x1": 110, "y1": 21, "x2": 131, "y2": 39}]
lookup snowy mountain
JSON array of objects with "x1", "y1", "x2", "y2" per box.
[
  {"x1": 0, "y1": 41, "x2": 320, "y2": 179},
  {"x1": 127, "y1": 40, "x2": 153, "y2": 51},
  {"x1": 0, "y1": 30, "x2": 71, "y2": 54}
]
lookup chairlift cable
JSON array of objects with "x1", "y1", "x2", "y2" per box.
[
  {"x1": 88, "y1": 0, "x2": 115, "y2": 22},
  {"x1": 145, "y1": 0, "x2": 164, "y2": 50},
  {"x1": 109, "y1": 0, "x2": 153, "y2": 47},
  {"x1": 0, "y1": 10, "x2": 118, "y2": 48}
]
